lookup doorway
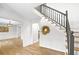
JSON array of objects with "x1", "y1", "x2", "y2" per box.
[{"x1": 32, "y1": 23, "x2": 39, "y2": 44}]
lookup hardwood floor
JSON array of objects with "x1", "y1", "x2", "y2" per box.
[
  {"x1": 22, "y1": 43, "x2": 65, "y2": 55},
  {"x1": 0, "y1": 42, "x2": 65, "y2": 55},
  {"x1": 0, "y1": 38, "x2": 65, "y2": 55}
]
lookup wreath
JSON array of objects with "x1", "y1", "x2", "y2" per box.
[{"x1": 42, "y1": 26, "x2": 50, "y2": 35}]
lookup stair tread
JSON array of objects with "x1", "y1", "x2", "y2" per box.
[
  {"x1": 73, "y1": 35, "x2": 79, "y2": 37},
  {"x1": 65, "y1": 39, "x2": 79, "y2": 43},
  {"x1": 71, "y1": 29, "x2": 79, "y2": 32},
  {"x1": 64, "y1": 33, "x2": 79, "y2": 38},
  {"x1": 65, "y1": 41, "x2": 79, "y2": 44},
  {"x1": 65, "y1": 45, "x2": 79, "y2": 51}
]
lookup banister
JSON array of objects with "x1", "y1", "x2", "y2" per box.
[
  {"x1": 42, "y1": 4, "x2": 66, "y2": 15},
  {"x1": 36, "y1": 3, "x2": 74, "y2": 55},
  {"x1": 66, "y1": 11, "x2": 74, "y2": 55}
]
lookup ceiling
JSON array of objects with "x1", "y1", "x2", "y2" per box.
[
  {"x1": 0, "y1": 18, "x2": 20, "y2": 25},
  {"x1": 0, "y1": 3, "x2": 41, "y2": 24}
]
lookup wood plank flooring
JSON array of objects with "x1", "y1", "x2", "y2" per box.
[
  {"x1": 22, "y1": 43, "x2": 65, "y2": 55},
  {"x1": 0, "y1": 42, "x2": 65, "y2": 55},
  {"x1": 0, "y1": 38, "x2": 65, "y2": 55}
]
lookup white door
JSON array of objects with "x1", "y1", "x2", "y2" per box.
[{"x1": 32, "y1": 23, "x2": 39, "y2": 43}]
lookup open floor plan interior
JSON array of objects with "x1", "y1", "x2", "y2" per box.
[{"x1": 0, "y1": 3, "x2": 79, "y2": 55}]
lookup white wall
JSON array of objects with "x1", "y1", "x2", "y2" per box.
[
  {"x1": 39, "y1": 18, "x2": 66, "y2": 52},
  {"x1": 21, "y1": 23, "x2": 33, "y2": 46},
  {"x1": 47, "y1": 3, "x2": 79, "y2": 29},
  {"x1": 0, "y1": 3, "x2": 41, "y2": 47},
  {"x1": 21, "y1": 22, "x2": 39, "y2": 47},
  {"x1": 0, "y1": 25, "x2": 19, "y2": 40}
]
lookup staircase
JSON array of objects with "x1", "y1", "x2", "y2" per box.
[{"x1": 34, "y1": 3, "x2": 79, "y2": 55}]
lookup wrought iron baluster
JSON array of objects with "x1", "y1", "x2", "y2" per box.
[
  {"x1": 57, "y1": 13, "x2": 58, "y2": 24},
  {"x1": 64, "y1": 15, "x2": 66, "y2": 27},
  {"x1": 42, "y1": 5, "x2": 43, "y2": 13},
  {"x1": 53, "y1": 10, "x2": 54, "y2": 20},
  {"x1": 50, "y1": 9, "x2": 52, "y2": 19},
  {"x1": 46, "y1": 7, "x2": 48, "y2": 18},
  {"x1": 43, "y1": 6, "x2": 46, "y2": 17},
  {"x1": 40, "y1": 5, "x2": 42, "y2": 13},
  {"x1": 61, "y1": 14, "x2": 63, "y2": 25},
  {"x1": 44, "y1": 6, "x2": 46, "y2": 16},
  {"x1": 59, "y1": 14, "x2": 60, "y2": 25},
  {"x1": 55, "y1": 11, "x2": 56, "y2": 21},
  {"x1": 48, "y1": 9, "x2": 50, "y2": 18}
]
